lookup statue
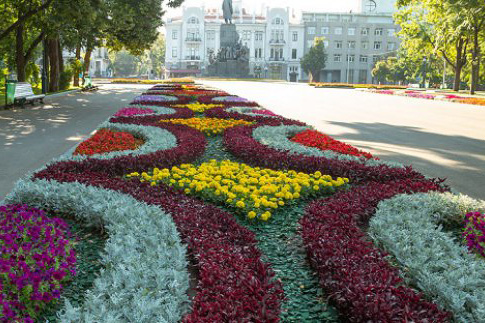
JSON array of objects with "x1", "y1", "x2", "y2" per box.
[{"x1": 222, "y1": 0, "x2": 233, "y2": 24}]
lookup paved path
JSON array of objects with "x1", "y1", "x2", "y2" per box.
[
  {"x1": 0, "y1": 84, "x2": 149, "y2": 200},
  {"x1": 202, "y1": 80, "x2": 485, "y2": 200}
]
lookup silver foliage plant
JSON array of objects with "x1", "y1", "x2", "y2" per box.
[
  {"x1": 252, "y1": 125, "x2": 403, "y2": 168},
  {"x1": 369, "y1": 192, "x2": 485, "y2": 322},
  {"x1": 4, "y1": 178, "x2": 190, "y2": 322},
  {"x1": 226, "y1": 106, "x2": 280, "y2": 119}
]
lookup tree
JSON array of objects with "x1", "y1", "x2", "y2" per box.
[
  {"x1": 301, "y1": 38, "x2": 327, "y2": 82},
  {"x1": 395, "y1": 0, "x2": 469, "y2": 91},
  {"x1": 447, "y1": 0, "x2": 485, "y2": 94}
]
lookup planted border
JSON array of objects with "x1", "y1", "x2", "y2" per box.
[
  {"x1": 370, "y1": 192, "x2": 485, "y2": 322},
  {"x1": 29, "y1": 172, "x2": 285, "y2": 322},
  {"x1": 301, "y1": 180, "x2": 451, "y2": 321},
  {"x1": 4, "y1": 178, "x2": 190, "y2": 322}
]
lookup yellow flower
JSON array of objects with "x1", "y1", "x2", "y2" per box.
[
  {"x1": 261, "y1": 211, "x2": 271, "y2": 221},
  {"x1": 248, "y1": 211, "x2": 257, "y2": 219}
]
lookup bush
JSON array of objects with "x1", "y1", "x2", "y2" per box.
[{"x1": 59, "y1": 68, "x2": 73, "y2": 91}]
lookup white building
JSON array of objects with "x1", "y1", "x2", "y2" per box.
[{"x1": 164, "y1": 1, "x2": 305, "y2": 81}]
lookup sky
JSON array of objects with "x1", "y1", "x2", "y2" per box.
[{"x1": 163, "y1": 0, "x2": 361, "y2": 18}]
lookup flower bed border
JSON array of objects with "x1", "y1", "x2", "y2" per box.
[
  {"x1": 370, "y1": 192, "x2": 485, "y2": 322},
  {"x1": 4, "y1": 178, "x2": 190, "y2": 322},
  {"x1": 301, "y1": 180, "x2": 451, "y2": 321}
]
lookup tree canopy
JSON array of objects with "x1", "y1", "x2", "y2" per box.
[{"x1": 301, "y1": 38, "x2": 327, "y2": 82}]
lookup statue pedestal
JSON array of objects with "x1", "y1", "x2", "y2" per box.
[
  {"x1": 206, "y1": 24, "x2": 250, "y2": 78},
  {"x1": 220, "y1": 24, "x2": 239, "y2": 48}
]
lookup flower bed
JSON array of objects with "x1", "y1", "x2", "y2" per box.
[
  {"x1": 0, "y1": 204, "x2": 76, "y2": 322},
  {"x1": 291, "y1": 129, "x2": 375, "y2": 159},
  {"x1": 114, "y1": 107, "x2": 155, "y2": 117},
  {"x1": 6, "y1": 81, "x2": 477, "y2": 322},
  {"x1": 370, "y1": 192, "x2": 485, "y2": 321},
  {"x1": 464, "y1": 211, "x2": 485, "y2": 257},
  {"x1": 127, "y1": 160, "x2": 348, "y2": 221},
  {"x1": 73, "y1": 128, "x2": 144, "y2": 155},
  {"x1": 367, "y1": 89, "x2": 485, "y2": 106},
  {"x1": 160, "y1": 117, "x2": 253, "y2": 136},
  {"x1": 302, "y1": 181, "x2": 450, "y2": 321}
]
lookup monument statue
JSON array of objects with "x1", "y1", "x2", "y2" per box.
[{"x1": 222, "y1": 0, "x2": 233, "y2": 24}]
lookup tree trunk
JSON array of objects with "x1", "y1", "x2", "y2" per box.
[
  {"x1": 470, "y1": 27, "x2": 480, "y2": 95},
  {"x1": 48, "y1": 38, "x2": 60, "y2": 92},
  {"x1": 58, "y1": 38, "x2": 64, "y2": 74},
  {"x1": 311, "y1": 70, "x2": 320, "y2": 82},
  {"x1": 73, "y1": 43, "x2": 81, "y2": 87},
  {"x1": 83, "y1": 42, "x2": 94, "y2": 86},
  {"x1": 15, "y1": 23, "x2": 26, "y2": 82},
  {"x1": 453, "y1": 38, "x2": 466, "y2": 92}
]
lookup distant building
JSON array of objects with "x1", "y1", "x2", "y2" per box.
[
  {"x1": 164, "y1": 1, "x2": 305, "y2": 81},
  {"x1": 88, "y1": 47, "x2": 112, "y2": 78},
  {"x1": 302, "y1": 0, "x2": 400, "y2": 83},
  {"x1": 62, "y1": 47, "x2": 112, "y2": 78}
]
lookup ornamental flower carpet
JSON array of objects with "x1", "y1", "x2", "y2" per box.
[{"x1": 2, "y1": 79, "x2": 484, "y2": 322}]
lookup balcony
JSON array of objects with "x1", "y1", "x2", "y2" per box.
[
  {"x1": 184, "y1": 55, "x2": 201, "y2": 61},
  {"x1": 269, "y1": 57, "x2": 285, "y2": 62},
  {"x1": 185, "y1": 37, "x2": 202, "y2": 43},
  {"x1": 269, "y1": 39, "x2": 286, "y2": 45}
]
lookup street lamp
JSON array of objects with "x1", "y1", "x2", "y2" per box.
[
  {"x1": 264, "y1": 66, "x2": 268, "y2": 79},
  {"x1": 422, "y1": 57, "x2": 427, "y2": 88}
]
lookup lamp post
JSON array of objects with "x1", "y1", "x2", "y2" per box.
[
  {"x1": 264, "y1": 66, "x2": 268, "y2": 79},
  {"x1": 422, "y1": 57, "x2": 427, "y2": 88}
]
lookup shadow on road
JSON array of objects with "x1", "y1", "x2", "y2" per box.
[{"x1": 328, "y1": 121, "x2": 485, "y2": 199}]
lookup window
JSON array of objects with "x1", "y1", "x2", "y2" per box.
[
  {"x1": 172, "y1": 31, "x2": 178, "y2": 40},
  {"x1": 387, "y1": 28, "x2": 396, "y2": 36},
  {"x1": 373, "y1": 55, "x2": 380, "y2": 63},
  {"x1": 243, "y1": 30, "x2": 251, "y2": 41},
  {"x1": 321, "y1": 27, "x2": 329, "y2": 34},
  {"x1": 342, "y1": 15, "x2": 352, "y2": 22},
  {"x1": 348, "y1": 41, "x2": 356, "y2": 49},
  {"x1": 359, "y1": 55, "x2": 368, "y2": 63},
  {"x1": 273, "y1": 17, "x2": 284, "y2": 25},
  {"x1": 375, "y1": 28, "x2": 383, "y2": 36},
  {"x1": 255, "y1": 31, "x2": 263, "y2": 41},
  {"x1": 206, "y1": 31, "x2": 215, "y2": 41},
  {"x1": 361, "y1": 28, "x2": 369, "y2": 36},
  {"x1": 347, "y1": 54, "x2": 355, "y2": 63},
  {"x1": 334, "y1": 54, "x2": 341, "y2": 62},
  {"x1": 308, "y1": 27, "x2": 316, "y2": 35},
  {"x1": 323, "y1": 40, "x2": 329, "y2": 48},
  {"x1": 387, "y1": 42, "x2": 396, "y2": 51},
  {"x1": 335, "y1": 27, "x2": 343, "y2": 35},
  {"x1": 361, "y1": 41, "x2": 369, "y2": 49},
  {"x1": 374, "y1": 41, "x2": 382, "y2": 50},
  {"x1": 188, "y1": 17, "x2": 199, "y2": 24},
  {"x1": 348, "y1": 28, "x2": 355, "y2": 36},
  {"x1": 292, "y1": 48, "x2": 297, "y2": 59},
  {"x1": 335, "y1": 41, "x2": 343, "y2": 49},
  {"x1": 172, "y1": 48, "x2": 178, "y2": 58},
  {"x1": 292, "y1": 32, "x2": 298, "y2": 41},
  {"x1": 255, "y1": 48, "x2": 262, "y2": 59},
  {"x1": 270, "y1": 48, "x2": 274, "y2": 58}
]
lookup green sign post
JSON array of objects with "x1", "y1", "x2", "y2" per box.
[{"x1": 5, "y1": 80, "x2": 17, "y2": 106}]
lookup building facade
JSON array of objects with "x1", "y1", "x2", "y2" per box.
[
  {"x1": 164, "y1": 2, "x2": 305, "y2": 81},
  {"x1": 303, "y1": 0, "x2": 400, "y2": 83}
]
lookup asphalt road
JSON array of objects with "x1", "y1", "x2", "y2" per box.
[
  {"x1": 0, "y1": 84, "x2": 150, "y2": 201},
  {"x1": 1, "y1": 81, "x2": 484, "y2": 201},
  {"x1": 202, "y1": 80, "x2": 485, "y2": 200}
]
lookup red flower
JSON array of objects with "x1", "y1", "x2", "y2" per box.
[{"x1": 291, "y1": 129, "x2": 375, "y2": 159}]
